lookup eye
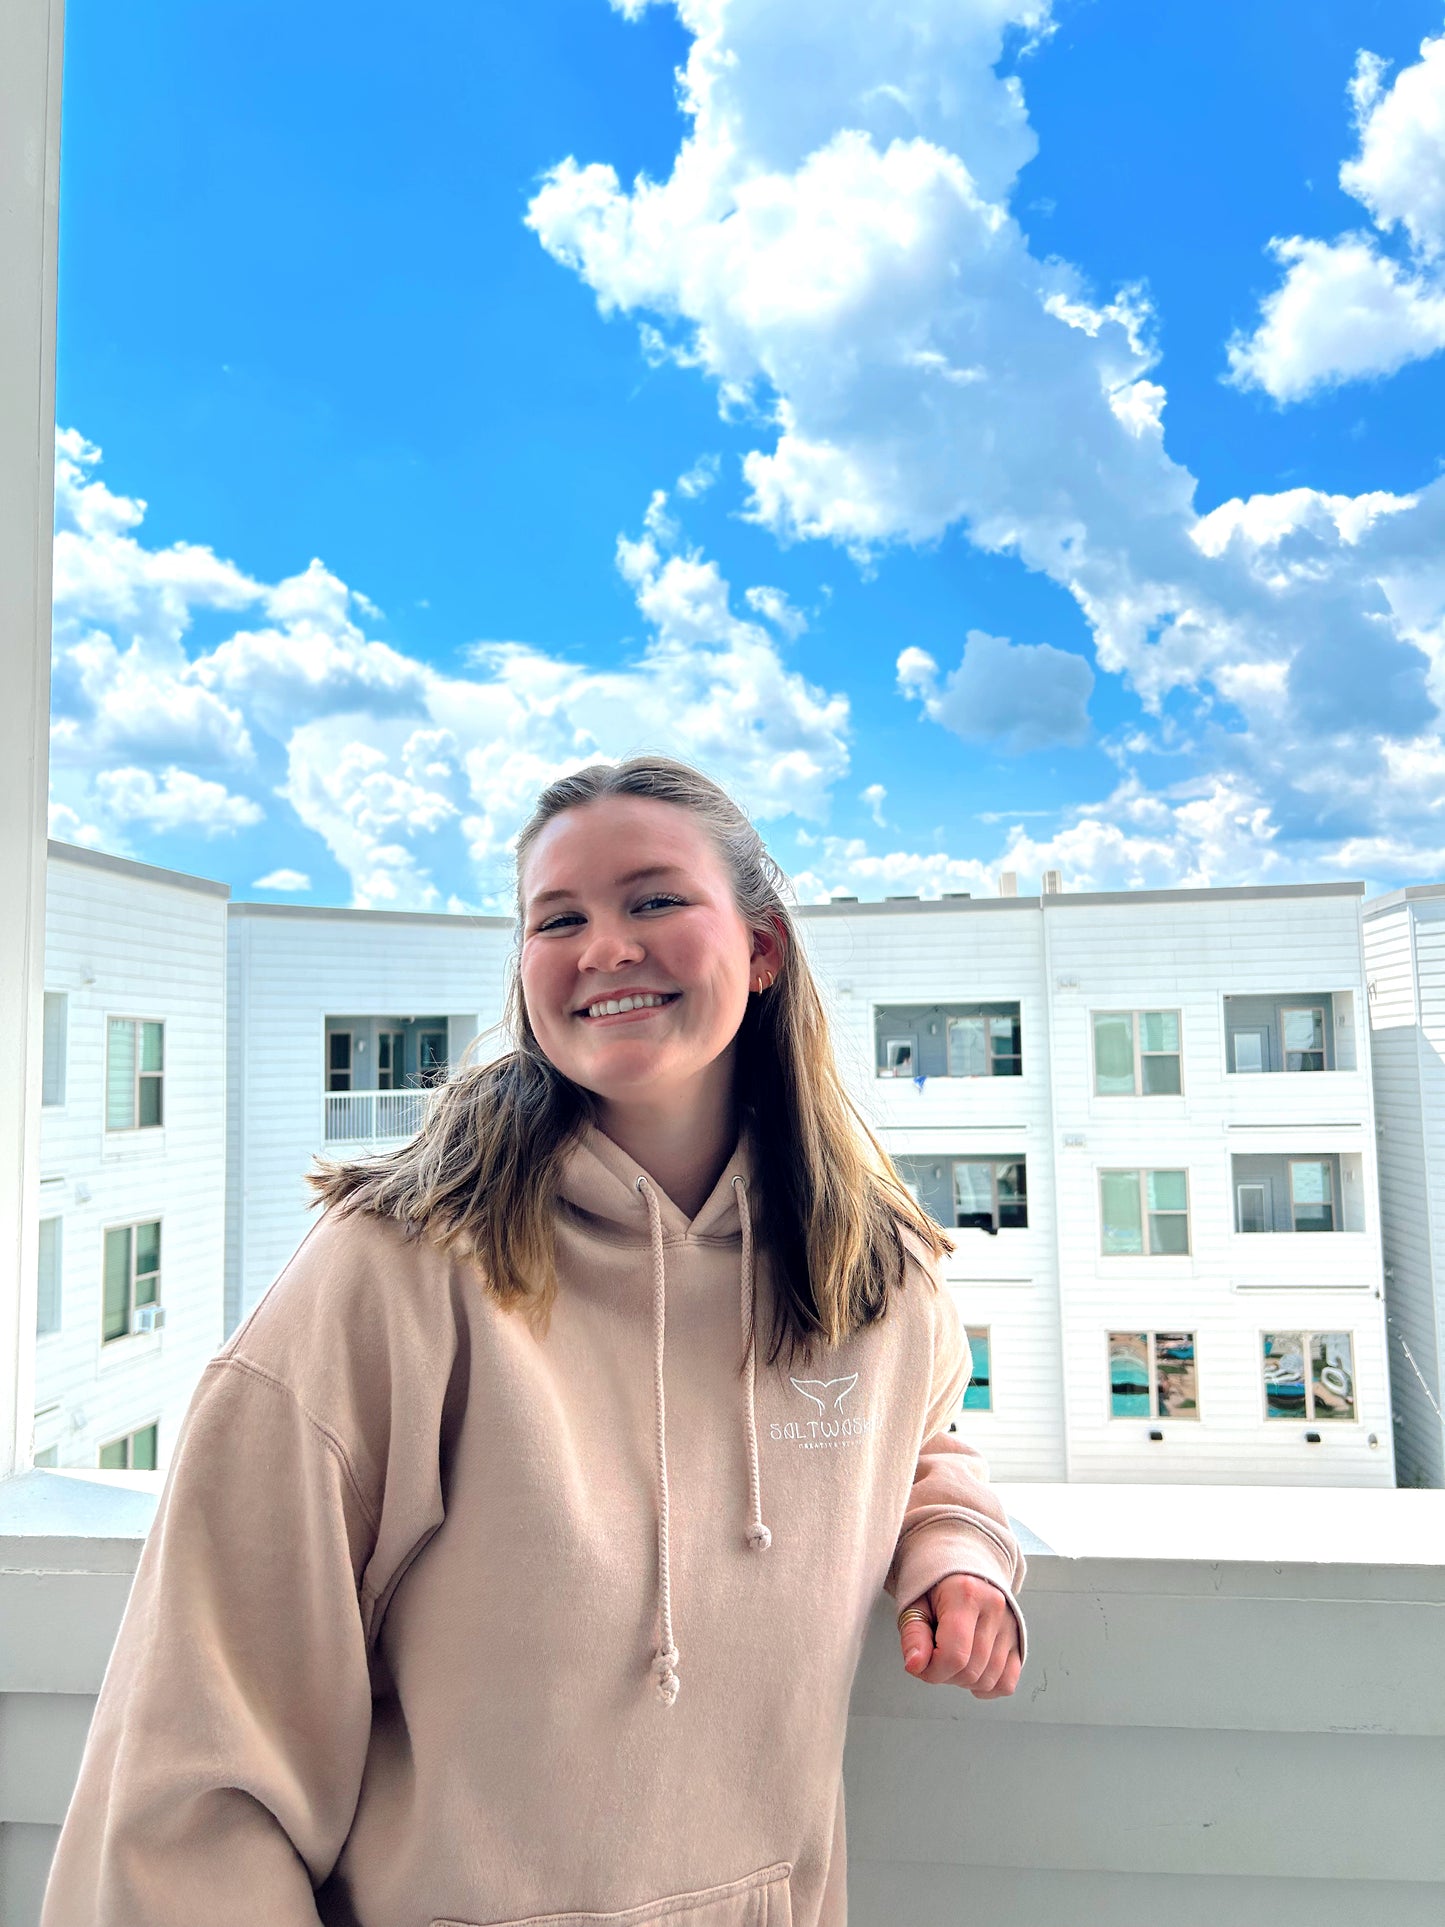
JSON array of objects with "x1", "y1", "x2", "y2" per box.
[
  {"x1": 636, "y1": 892, "x2": 687, "y2": 912},
  {"x1": 534, "y1": 910, "x2": 584, "y2": 933}
]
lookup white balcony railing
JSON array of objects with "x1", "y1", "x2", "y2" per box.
[
  {"x1": 4, "y1": 1475, "x2": 1442, "y2": 1926},
  {"x1": 323, "y1": 1089, "x2": 427, "y2": 1144}
]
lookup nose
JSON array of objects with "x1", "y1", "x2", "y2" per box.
[{"x1": 577, "y1": 915, "x2": 645, "y2": 975}]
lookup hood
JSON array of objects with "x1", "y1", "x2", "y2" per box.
[{"x1": 556, "y1": 1120, "x2": 772, "y2": 1707}]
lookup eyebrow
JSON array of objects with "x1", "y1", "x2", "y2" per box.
[{"x1": 526, "y1": 865, "x2": 687, "y2": 909}]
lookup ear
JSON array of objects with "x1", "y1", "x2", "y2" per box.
[{"x1": 749, "y1": 914, "x2": 787, "y2": 977}]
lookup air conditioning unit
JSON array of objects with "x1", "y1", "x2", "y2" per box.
[
  {"x1": 135, "y1": 1305, "x2": 166, "y2": 1334},
  {"x1": 998, "y1": 871, "x2": 1018, "y2": 897},
  {"x1": 1042, "y1": 869, "x2": 1062, "y2": 894}
]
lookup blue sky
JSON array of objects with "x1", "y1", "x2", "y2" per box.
[{"x1": 49, "y1": 0, "x2": 1445, "y2": 908}]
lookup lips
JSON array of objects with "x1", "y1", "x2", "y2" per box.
[{"x1": 574, "y1": 991, "x2": 682, "y2": 1021}]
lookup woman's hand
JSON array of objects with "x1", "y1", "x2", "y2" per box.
[{"x1": 897, "y1": 1572, "x2": 1022, "y2": 1698}]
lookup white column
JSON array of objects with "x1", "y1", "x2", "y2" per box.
[{"x1": 0, "y1": 0, "x2": 64, "y2": 1478}]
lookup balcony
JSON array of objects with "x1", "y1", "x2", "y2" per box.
[
  {"x1": 322, "y1": 1088, "x2": 427, "y2": 1144},
  {"x1": 3, "y1": 1472, "x2": 1441, "y2": 1925}
]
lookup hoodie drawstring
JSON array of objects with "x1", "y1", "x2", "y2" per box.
[{"x1": 635, "y1": 1170, "x2": 771, "y2": 1709}]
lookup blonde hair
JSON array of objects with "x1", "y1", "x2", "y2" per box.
[{"x1": 309, "y1": 755, "x2": 951, "y2": 1369}]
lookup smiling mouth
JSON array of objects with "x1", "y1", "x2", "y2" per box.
[{"x1": 576, "y1": 991, "x2": 681, "y2": 1021}]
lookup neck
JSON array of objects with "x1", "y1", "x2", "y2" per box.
[{"x1": 596, "y1": 1055, "x2": 739, "y2": 1221}]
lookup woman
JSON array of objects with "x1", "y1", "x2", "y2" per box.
[{"x1": 41, "y1": 756, "x2": 1025, "y2": 1927}]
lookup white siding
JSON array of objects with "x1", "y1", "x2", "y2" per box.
[
  {"x1": 1364, "y1": 898, "x2": 1445, "y2": 1487},
  {"x1": 34, "y1": 850, "x2": 228, "y2": 1475},
  {"x1": 226, "y1": 908, "x2": 511, "y2": 1329},
  {"x1": 1045, "y1": 892, "x2": 1391, "y2": 1486}
]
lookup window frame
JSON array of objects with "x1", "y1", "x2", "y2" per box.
[
  {"x1": 1107, "y1": 1329, "x2": 1200, "y2": 1421},
  {"x1": 105, "y1": 1014, "x2": 165, "y2": 1132},
  {"x1": 97, "y1": 1420, "x2": 159, "y2": 1471},
  {"x1": 951, "y1": 1157, "x2": 1028, "y2": 1232},
  {"x1": 1099, "y1": 1167, "x2": 1191, "y2": 1256},
  {"x1": 963, "y1": 1325, "x2": 992, "y2": 1411},
  {"x1": 1092, "y1": 1008, "x2": 1183, "y2": 1097},
  {"x1": 376, "y1": 1027, "x2": 405, "y2": 1091},
  {"x1": 101, "y1": 1217, "x2": 162, "y2": 1345},
  {"x1": 418, "y1": 1028, "x2": 448, "y2": 1086},
  {"x1": 1288, "y1": 1157, "x2": 1336, "y2": 1232},
  {"x1": 1280, "y1": 1004, "x2": 1327, "y2": 1073},
  {"x1": 41, "y1": 988, "x2": 67, "y2": 1106},
  {"x1": 1261, "y1": 1329, "x2": 1357, "y2": 1423},
  {"x1": 327, "y1": 1028, "x2": 353, "y2": 1092}
]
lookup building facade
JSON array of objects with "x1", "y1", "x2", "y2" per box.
[
  {"x1": 33, "y1": 845, "x2": 229, "y2": 1474},
  {"x1": 800, "y1": 880, "x2": 1394, "y2": 1485},
  {"x1": 1361, "y1": 887, "x2": 1445, "y2": 1487},
  {"x1": 224, "y1": 903, "x2": 511, "y2": 1333}
]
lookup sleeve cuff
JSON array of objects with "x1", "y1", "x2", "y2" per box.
[{"x1": 889, "y1": 1517, "x2": 1028, "y2": 1667}]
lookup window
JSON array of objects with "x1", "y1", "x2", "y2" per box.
[
  {"x1": 327, "y1": 1030, "x2": 353, "y2": 1092},
  {"x1": 1289, "y1": 1160, "x2": 1335, "y2": 1232},
  {"x1": 418, "y1": 1029, "x2": 448, "y2": 1085},
  {"x1": 103, "y1": 1220, "x2": 161, "y2": 1343},
  {"x1": 34, "y1": 1445, "x2": 59, "y2": 1468},
  {"x1": 1100, "y1": 1169, "x2": 1190, "y2": 1255},
  {"x1": 947, "y1": 1009, "x2": 1021, "y2": 1078},
  {"x1": 1093, "y1": 1010, "x2": 1182, "y2": 1095},
  {"x1": 1236, "y1": 1181, "x2": 1270, "y2": 1234},
  {"x1": 98, "y1": 1423, "x2": 159, "y2": 1471},
  {"x1": 42, "y1": 990, "x2": 67, "y2": 1105},
  {"x1": 377, "y1": 1028, "x2": 405, "y2": 1091},
  {"x1": 1109, "y1": 1331, "x2": 1198, "y2": 1419},
  {"x1": 1231, "y1": 1027, "x2": 1267, "y2": 1074},
  {"x1": 1262, "y1": 1331, "x2": 1355, "y2": 1422},
  {"x1": 963, "y1": 1327, "x2": 991, "y2": 1411},
  {"x1": 952, "y1": 1159, "x2": 1027, "y2": 1233},
  {"x1": 1282, "y1": 1006, "x2": 1326, "y2": 1072},
  {"x1": 36, "y1": 1216, "x2": 61, "y2": 1336},
  {"x1": 106, "y1": 1017, "x2": 164, "y2": 1129},
  {"x1": 874, "y1": 1003, "x2": 1022, "y2": 1078}
]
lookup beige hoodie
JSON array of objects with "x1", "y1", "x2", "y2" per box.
[{"x1": 41, "y1": 1124, "x2": 1026, "y2": 1927}]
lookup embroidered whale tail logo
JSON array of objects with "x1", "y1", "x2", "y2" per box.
[{"x1": 789, "y1": 1373, "x2": 859, "y2": 1415}]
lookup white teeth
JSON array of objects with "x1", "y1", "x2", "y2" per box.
[{"x1": 584, "y1": 992, "x2": 673, "y2": 1018}]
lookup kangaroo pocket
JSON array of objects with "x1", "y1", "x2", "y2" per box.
[{"x1": 432, "y1": 1859, "x2": 794, "y2": 1927}]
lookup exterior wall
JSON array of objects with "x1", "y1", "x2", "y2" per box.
[
  {"x1": 33, "y1": 848, "x2": 229, "y2": 1475},
  {"x1": 799, "y1": 901, "x2": 1067, "y2": 1483},
  {"x1": 1045, "y1": 889, "x2": 1391, "y2": 1486},
  {"x1": 1364, "y1": 896, "x2": 1445, "y2": 1487},
  {"x1": 225, "y1": 906, "x2": 511, "y2": 1333}
]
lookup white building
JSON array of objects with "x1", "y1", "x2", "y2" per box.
[
  {"x1": 224, "y1": 903, "x2": 510, "y2": 1332},
  {"x1": 33, "y1": 844, "x2": 229, "y2": 1475},
  {"x1": 800, "y1": 879, "x2": 1394, "y2": 1486},
  {"x1": 1361, "y1": 886, "x2": 1445, "y2": 1487}
]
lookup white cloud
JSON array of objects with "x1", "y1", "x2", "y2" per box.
[
  {"x1": 253, "y1": 868, "x2": 311, "y2": 891},
  {"x1": 898, "y1": 629, "x2": 1093, "y2": 752},
  {"x1": 743, "y1": 584, "x2": 808, "y2": 636},
  {"x1": 93, "y1": 766, "x2": 265, "y2": 838},
  {"x1": 860, "y1": 782, "x2": 888, "y2": 826},
  {"x1": 677, "y1": 453, "x2": 720, "y2": 496},
  {"x1": 1228, "y1": 33, "x2": 1445, "y2": 400}
]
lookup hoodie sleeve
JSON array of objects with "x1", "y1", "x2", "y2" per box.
[
  {"x1": 39, "y1": 1356, "x2": 380, "y2": 1927},
  {"x1": 882, "y1": 1265, "x2": 1028, "y2": 1663}
]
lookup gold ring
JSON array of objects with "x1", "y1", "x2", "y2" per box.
[{"x1": 896, "y1": 1604, "x2": 932, "y2": 1631}]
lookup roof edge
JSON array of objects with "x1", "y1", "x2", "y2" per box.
[{"x1": 47, "y1": 840, "x2": 231, "y2": 900}]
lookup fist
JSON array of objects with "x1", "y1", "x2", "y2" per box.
[{"x1": 898, "y1": 1572, "x2": 1022, "y2": 1698}]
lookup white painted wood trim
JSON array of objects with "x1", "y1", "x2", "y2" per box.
[{"x1": 0, "y1": 0, "x2": 65, "y2": 1481}]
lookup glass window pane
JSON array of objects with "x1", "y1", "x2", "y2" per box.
[
  {"x1": 1237, "y1": 1184, "x2": 1269, "y2": 1234},
  {"x1": 1284, "y1": 1009, "x2": 1324, "y2": 1052},
  {"x1": 963, "y1": 1329, "x2": 991, "y2": 1410},
  {"x1": 103, "y1": 1228, "x2": 131, "y2": 1341},
  {"x1": 1139, "y1": 1011, "x2": 1179, "y2": 1053},
  {"x1": 42, "y1": 991, "x2": 67, "y2": 1105},
  {"x1": 138, "y1": 1075, "x2": 163, "y2": 1128},
  {"x1": 1101, "y1": 1172, "x2": 1144, "y2": 1253},
  {"x1": 953, "y1": 1162, "x2": 995, "y2": 1230},
  {"x1": 1109, "y1": 1333, "x2": 1151, "y2": 1415},
  {"x1": 1140, "y1": 1052, "x2": 1182, "y2": 1095},
  {"x1": 1232, "y1": 1030, "x2": 1266, "y2": 1074},
  {"x1": 1311, "y1": 1333, "x2": 1355, "y2": 1421},
  {"x1": 140, "y1": 1021, "x2": 164, "y2": 1072},
  {"x1": 106, "y1": 1019, "x2": 136, "y2": 1130},
  {"x1": 98, "y1": 1439, "x2": 128, "y2": 1470},
  {"x1": 1291, "y1": 1162, "x2": 1335, "y2": 1231},
  {"x1": 987, "y1": 1012, "x2": 1021, "y2": 1074},
  {"x1": 1155, "y1": 1332, "x2": 1198, "y2": 1418},
  {"x1": 885, "y1": 1037, "x2": 915, "y2": 1077},
  {"x1": 1093, "y1": 1014, "x2": 1135, "y2": 1094},
  {"x1": 36, "y1": 1217, "x2": 62, "y2": 1336},
  {"x1": 996, "y1": 1160, "x2": 1027, "y2": 1229},
  {"x1": 1148, "y1": 1211, "x2": 1190, "y2": 1255},
  {"x1": 1147, "y1": 1170, "x2": 1188, "y2": 1212},
  {"x1": 1263, "y1": 1332, "x2": 1307, "y2": 1419},
  {"x1": 947, "y1": 1017, "x2": 985, "y2": 1077},
  {"x1": 131, "y1": 1425, "x2": 159, "y2": 1471}
]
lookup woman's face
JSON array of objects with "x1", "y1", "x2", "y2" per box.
[{"x1": 519, "y1": 795, "x2": 781, "y2": 1113}]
